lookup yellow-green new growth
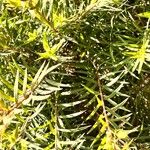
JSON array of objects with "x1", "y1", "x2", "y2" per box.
[{"x1": 37, "y1": 34, "x2": 65, "y2": 61}]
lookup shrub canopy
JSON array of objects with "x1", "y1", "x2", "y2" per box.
[{"x1": 0, "y1": 0, "x2": 150, "y2": 149}]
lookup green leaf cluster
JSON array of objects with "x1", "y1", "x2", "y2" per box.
[{"x1": 0, "y1": 0, "x2": 150, "y2": 149}]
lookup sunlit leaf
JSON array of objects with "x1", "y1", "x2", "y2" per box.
[
  {"x1": 60, "y1": 111, "x2": 85, "y2": 119},
  {"x1": 138, "y1": 12, "x2": 150, "y2": 18},
  {"x1": 14, "y1": 70, "x2": 19, "y2": 101}
]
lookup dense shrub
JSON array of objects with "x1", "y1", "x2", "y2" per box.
[{"x1": 0, "y1": 0, "x2": 150, "y2": 149}]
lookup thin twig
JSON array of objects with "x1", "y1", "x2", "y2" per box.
[{"x1": 93, "y1": 62, "x2": 111, "y2": 132}]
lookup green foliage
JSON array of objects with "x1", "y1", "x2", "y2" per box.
[{"x1": 0, "y1": 0, "x2": 150, "y2": 149}]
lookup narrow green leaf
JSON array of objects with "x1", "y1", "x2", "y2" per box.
[
  {"x1": 90, "y1": 131, "x2": 102, "y2": 147},
  {"x1": 37, "y1": 62, "x2": 49, "y2": 84},
  {"x1": 111, "y1": 113, "x2": 132, "y2": 122},
  {"x1": 116, "y1": 129, "x2": 128, "y2": 139},
  {"x1": 132, "y1": 59, "x2": 140, "y2": 72},
  {"x1": 106, "y1": 72, "x2": 123, "y2": 87},
  {"x1": 0, "y1": 76, "x2": 14, "y2": 90},
  {"x1": 87, "y1": 115, "x2": 105, "y2": 134},
  {"x1": 29, "y1": 103, "x2": 46, "y2": 119},
  {"x1": 31, "y1": 61, "x2": 46, "y2": 88},
  {"x1": 45, "y1": 78, "x2": 71, "y2": 87},
  {"x1": 85, "y1": 96, "x2": 96, "y2": 107},
  {"x1": 138, "y1": 12, "x2": 150, "y2": 18},
  {"x1": 51, "y1": 38, "x2": 66, "y2": 54},
  {"x1": 58, "y1": 125, "x2": 90, "y2": 133},
  {"x1": 0, "y1": 89, "x2": 15, "y2": 102},
  {"x1": 12, "y1": 59, "x2": 32, "y2": 81},
  {"x1": 111, "y1": 98, "x2": 129, "y2": 112},
  {"x1": 107, "y1": 108, "x2": 132, "y2": 126},
  {"x1": 59, "y1": 140, "x2": 84, "y2": 145},
  {"x1": 107, "y1": 98, "x2": 130, "y2": 112},
  {"x1": 26, "y1": 30, "x2": 37, "y2": 44},
  {"x1": 35, "y1": 89, "x2": 54, "y2": 95},
  {"x1": 80, "y1": 76, "x2": 96, "y2": 84},
  {"x1": 32, "y1": 95, "x2": 50, "y2": 101},
  {"x1": 43, "y1": 33, "x2": 51, "y2": 53},
  {"x1": 45, "y1": 63, "x2": 61, "y2": 73},
  {"x1": 82, "y1": 84, "x2": 98, "y2": 95},
  {"x1": 23, "y1": 68, "x2": 27, "y2": 94},
  {"x1": 106, "y1": 82, "x2": 129, "y2": 99},
  {"x1": 39, "y1": 85, "x2": 62, "y2": 91},
  {"x1": 59, "y1": 99, "x2": 86, "y2": 108},
  {"x1": 14, "y1": 70, "x2": 19, "y2": 101},
  {"x1": 86, "y1": 102, "x2": 102, "y2": 121},
  {"x1": 60, "y1": 111, "x2": 85, "y2": 119}
]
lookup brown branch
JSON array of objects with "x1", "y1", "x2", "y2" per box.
[
  {"x1": 93, "y1": 62, "x2": 111, "y2": 132},
  {"x1": 6, "y1": 89, "x2": 32, "y2": 115}
]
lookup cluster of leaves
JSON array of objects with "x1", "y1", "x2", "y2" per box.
[{"x1": 0, "y1": 0, "x2": 150, "y2": 149}]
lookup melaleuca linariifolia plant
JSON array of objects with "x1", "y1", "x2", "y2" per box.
[{"x1": 0, "y1": 0, "x2": 150, "y2": 149}]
